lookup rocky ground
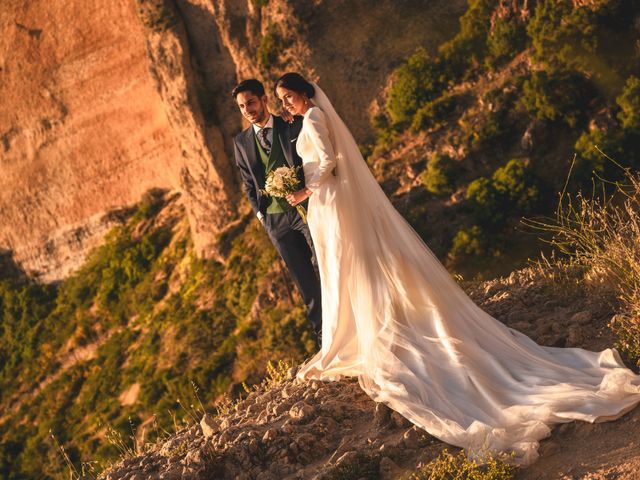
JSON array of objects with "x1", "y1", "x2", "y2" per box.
[{"x1": 98, "y1": 265, "x2": 640, "y2": 480}]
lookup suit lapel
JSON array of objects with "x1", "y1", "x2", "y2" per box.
[
  {"x1": 274, "y1": 116, "x2": 295, "y2": 168},
  {"x1": 241, "y1": 127, "x2": 265, "y2": 185}
]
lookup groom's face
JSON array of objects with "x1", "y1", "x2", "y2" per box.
[{"x1": 235, "y1": 91, "x2": 269, "y2": 126}]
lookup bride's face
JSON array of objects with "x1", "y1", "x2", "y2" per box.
[{"x1": 276, "y1": 86, "x2": 307, "y2": 116}]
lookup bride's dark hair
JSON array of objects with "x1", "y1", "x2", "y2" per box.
[{"x1": 274, "y1": 72, "x2": 315, "y2": 98}]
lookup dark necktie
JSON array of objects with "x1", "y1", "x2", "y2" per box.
[{"x1": 259, "y1": 127, "x2": 271, "y2": 155}]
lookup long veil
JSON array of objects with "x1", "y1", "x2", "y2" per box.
[{"x1": 300, "y1": 82, "x2": 640, "y2": 465}]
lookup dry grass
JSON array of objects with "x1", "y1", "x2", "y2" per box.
[{"x1": 525, "y1": 152, "x2": 640, "y2": 365}]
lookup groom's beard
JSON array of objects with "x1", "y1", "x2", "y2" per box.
[{"x1": 248, "y1": 106, "x2": 269, "y2": 126}]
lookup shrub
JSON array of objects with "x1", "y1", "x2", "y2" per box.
[
  {"x1": 520, "y1": 70, "x2": 591, "y2": 127},
  {"x1": 466, "y1": 177, "x2": 498, "y2": 222},
  {"x1": 468, "y1": 111, "x2": 509, "y2": 151},
  {"x1": 527, "y1": 0, "x2": 598, "y2": 72},
  {"x1": 327, "y1": 452, "x2": 380, "y2": 480},
  {"x1": 573, "y1": 128, "x2": 626, "y2": 188},
  {"x1": 404, "y1": 448, "x2": 516, "y2": 480},
  {"x1": 467, "y1": 159, "x2": 540, "y2": 226},
  {"x1": 617, "y1": 75, "x2": 640, "y2": 133},
  {"x1": 411, "y1": 93, "x2": 464, "y2": 132},
  {"x1": 438, "y1": 0, "x2": 494, "y2": 78},
  {"x1": 371, "y1": 112, "x2": 397, "y2": 148},
  {"x1": 449, "y1": 226, "x2": 486, "y2": 263},
  {"x1": 486, "y1": 14, "x2": 528, "y2": 68},
  {"x1": 386, "y1": 48, "x2": 445, "y2": 126},
  {"x1": 257, "y1": 27, "x2": 283, "y2": 70},
  {"x1": 420, "y1": 154, "x2": 459, "y2": 197},
  {"x1": 492, "y1": 158, "x2": 541, "y2": 211},
  {"x1": 134, "y1": 0, "x2": 178, "y2": 32}
]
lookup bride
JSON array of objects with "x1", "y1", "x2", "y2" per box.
[{"x1": 274, "y1": 72, "x2": 640, "y2": 465}]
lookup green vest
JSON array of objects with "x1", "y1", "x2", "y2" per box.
[{"x1": 255, "y1": 125, "x2": 295, "y2": 214}]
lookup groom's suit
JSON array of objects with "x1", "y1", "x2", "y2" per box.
[{"x1": 232, "y1": 114, "x2": 322, "y2": 336}]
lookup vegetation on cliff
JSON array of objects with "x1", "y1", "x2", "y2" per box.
[
  {"x1": 0, "y1": 191, "x2": 314, "y2": 479},
  {"x1": 2, "y1": 1, "x2": 640, "y2": 479},
  {"x1": 371, "y1": 0, "x2": 640, "y2": 279}
]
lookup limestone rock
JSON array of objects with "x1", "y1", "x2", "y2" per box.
[
  {"x1": 200, "y1": 413, "x2": 220, "y2": 438},
  {"x1": 289, "y1": 401, "x2": 316, "y2": 422}
]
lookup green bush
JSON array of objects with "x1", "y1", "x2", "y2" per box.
[
  {"x1": 411, "y1": 93, "x2": 465, "y2": 132},
  {"x1": 527, "y1": 0, "x2": 598, "y2": 72},
  {"x1": 371, "y1": 112, "x2": 397, "y2": 148},
  {"x1": 420, "y1": 154, "x2": 459, "y2": 197},
  {"x1": 573, "y1": 128, "x2": 626, "y2": 188},
  {"x1": 135, "y1": 0, "x2": 178, "y2": 32},
  {"x1": 570, "y1": 75, "x2": 640, "y2": 190},
  {"x1": 257, "y1": 27, "x2": 283, "y2": 70},
  {"x1": 486, "y1": 14, "x2": 527, "y2": 67},
  {"x1": 617, "y1": 75, "x2": 640, "y2": 133},
  {"x1": 386, "y1": 48, "x2": 445, "y2": 126},
  {"x1": 466, "y1": 177, "x2": 497, "y2": 221},
  {"x1": 468, "y1": 112, "x2": 509, "y2": 151},
  {"x1": 520, "y1": 70, "x2": 591, "y2": 127},
  {"x1": 492, "y1": 158, "x2": 541, "y2": 211},
  {"x1": 438, "y1": 0, "x2": 494, "y2": 78},
  {"x1": 405, "y1": 448, "x2": 516, "y2": 480},
  {"x1": 528, "y1": 0, "x2": 640, "y2": 95},
  {"x1": 449, "y1": 225, "x2": 486, "y2": 262},
  {"x1": 467, "y1": 159, "x2": 540, "y2": 226}
]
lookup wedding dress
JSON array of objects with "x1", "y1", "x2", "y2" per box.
[{"x1": 294, "y1": 83, "x2": 640, "y2": 465}]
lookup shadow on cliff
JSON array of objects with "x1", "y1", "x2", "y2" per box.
[
  {"x1": 173, "y1": 0, "x2": 244, "y2": 157},
  {"x1": 0, "y1": 249, "x2": 28, "y2": 283}
]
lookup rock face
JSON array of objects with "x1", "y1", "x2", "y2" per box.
[
  {"x1": 0, "y1": 0, "x2": 466, "y2": 280},
  {"x1": 203, "y1": 0, "x2": 467, "y2": 142},
  {"x1": 1, "y1": 0, "x2": 183, "y2": 280}
]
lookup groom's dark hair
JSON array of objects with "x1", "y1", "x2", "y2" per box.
[{"x1": 232, "y1": 79, "x2": 265, "y2": 99}]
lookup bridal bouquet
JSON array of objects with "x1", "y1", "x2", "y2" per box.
[{"x1": 260, "y1": 166, "x2": 307, "y2": 223}]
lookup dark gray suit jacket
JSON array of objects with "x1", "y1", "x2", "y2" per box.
[{"x1": 233, "y1": 115, "x2": 305, "y2": 218}]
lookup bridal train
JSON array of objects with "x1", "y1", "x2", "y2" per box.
[{"x1": 289, "y1": 82, "x2": 640, "y2": 466}]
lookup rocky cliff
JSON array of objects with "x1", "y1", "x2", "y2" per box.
[
  {"x1": 97, "y1": 264, "x2": 640, "y2": 480},
  {"x1": 0, "y1": 0, "x2": 466, "y2": 281}
]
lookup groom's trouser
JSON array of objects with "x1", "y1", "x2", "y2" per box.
[{"x1": 264, "y1": 209, "x2": 322, "y2": 335}]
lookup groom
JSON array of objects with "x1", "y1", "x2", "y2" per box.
[{"x1": 231, "y1": 79, "x2": 322, "y2": 345}]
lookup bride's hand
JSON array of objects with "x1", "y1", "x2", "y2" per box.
[
  {"x1": 286, "y1": 188, "x2": 311, "y2": 206},
  {"x1": 281, "y1": 110, "x2": 294, "y2": 124}
]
